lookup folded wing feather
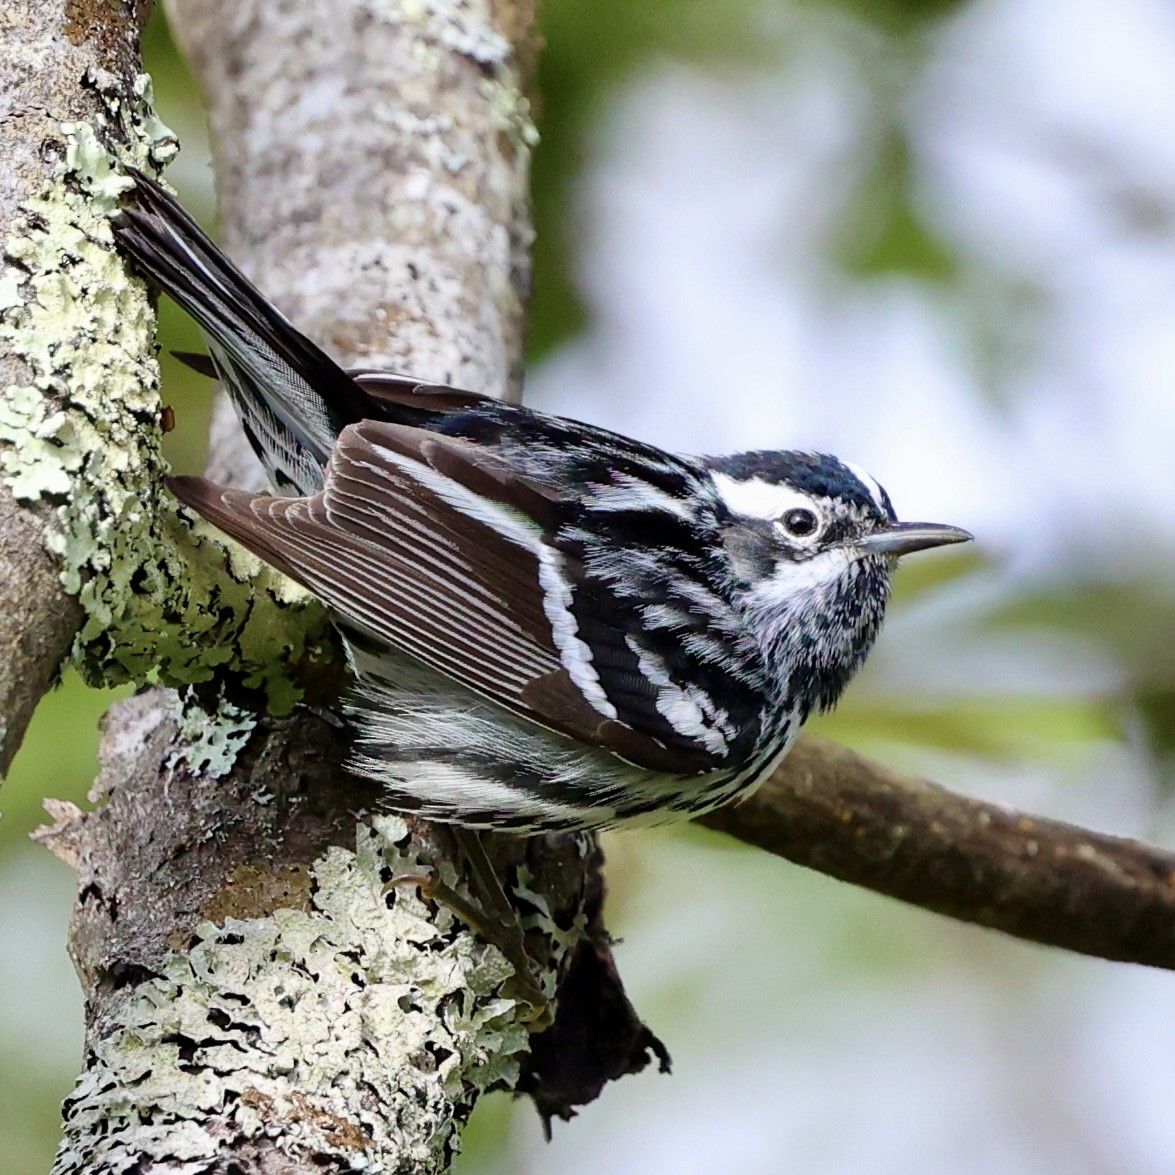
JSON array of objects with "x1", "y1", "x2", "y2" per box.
[{"x1": 170, "y1": 418, "x2": 719, "y2": 774}]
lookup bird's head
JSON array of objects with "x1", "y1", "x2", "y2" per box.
[{"x1": 704, "y1": 450, "x2": 971, "y2": 716}]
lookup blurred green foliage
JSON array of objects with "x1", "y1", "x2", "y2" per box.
[
  {"x1": 995, "y1": 581, "x2": 1175, "y2": 769},
  {"x1": 530, "y1": 0, "x2": 768, "y2": 355},
  {"x1": 834, "y1": 125, "x2": 959, "y2": 281},
  {"x1": 825, "y1": 0, "x2": 966, "y2": 34}
]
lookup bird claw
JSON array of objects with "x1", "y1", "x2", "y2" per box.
[{"x1": 384, "y1": 855, "x2": 553, "y2": 1031}]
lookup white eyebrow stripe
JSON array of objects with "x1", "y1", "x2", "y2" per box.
[
  {"x1": 709, "y1": 472, "x2": 820, "y2": 522},
  {"x1": 841, "y1": 459, "x2": 889, "y2": 515}
]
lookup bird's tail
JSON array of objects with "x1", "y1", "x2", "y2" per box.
[{"x1": 113, "y1": 170, "x2": 372, "y2": 493}]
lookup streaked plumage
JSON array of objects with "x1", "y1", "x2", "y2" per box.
[{"x1": 115, "y1": 171, "x2": 971, "y2": 831}]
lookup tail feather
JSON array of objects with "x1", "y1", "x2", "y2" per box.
[
  {"x1": 168, "y1": 475, "x2": 306, "y2": 582},
  {"x1": 120, "y1": 172, "x2": 508, "y2": 495},
  {"x1": 171, "y1": 350, "x2": 218, "y2": 379},
  {"x1": 115, "y1": 171, "x2": 372, "y2": 490}
]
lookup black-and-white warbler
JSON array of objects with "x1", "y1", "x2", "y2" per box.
[{"x1": 115, "y1": 172, "x2": 972, "y2": 834}]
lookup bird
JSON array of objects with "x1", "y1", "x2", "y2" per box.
[{"x1": 113, "y1": 170, "x2": 973, "y2": 836}]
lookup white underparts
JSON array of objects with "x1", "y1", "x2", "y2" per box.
[{"x1": 343, "y1": 642, "x2": 761, "y2": 831}]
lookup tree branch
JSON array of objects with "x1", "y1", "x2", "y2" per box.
[
  {"x1": 19, "y1": 0, "x2": 1174, "y2": 1169},
  {"x1": 0, "y1": 1, "x2": 331, "y2": 767},
  {"x1": 0, "y1": 1, "x2": 152, "y2": 776},
  {"x1": 46, "y1": 2, "x2": 662, "y2": 1171},
  {"x1": 45, "y1": 694, "x2": 604, "y2": 1173},
  {"x1": 701, "y1": 734, "x2": 1175, "y2": 970},
  {"x1": 167, "y1": 0, "x2": 536, "y2": 402}
]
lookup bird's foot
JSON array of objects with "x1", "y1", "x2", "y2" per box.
[{"x1": 384, "y1": 836, "x2": 552, "y2": 1031}]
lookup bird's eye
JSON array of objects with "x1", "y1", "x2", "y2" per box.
[{"x1": 781, "y1": 507, "x2": 819, "y2": 537}]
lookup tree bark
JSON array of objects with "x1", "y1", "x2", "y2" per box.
[
  {"x1": 0, "y1": 0, "x2": 153, "y2": 777},
  {"x1": 702, "y1": 735, "x2": 1175, "y2": 970},
  {"x1": 43, "y1": 3, "x2": 665, "y2": 1172}
]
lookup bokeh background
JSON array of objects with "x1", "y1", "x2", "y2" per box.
[{"x1": 5, "y1": 0, "x2": 1175, "y2": 1170}]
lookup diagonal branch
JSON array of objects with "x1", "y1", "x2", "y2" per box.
[{"x1": 701, "y1": 734, "x2": 1175, "y2": 970}]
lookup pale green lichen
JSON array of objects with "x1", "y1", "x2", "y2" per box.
[
  {"x1": 481, "y1": 75, "x2": 539, "y2": 152},
  {"x1": 514, "y1": 858, "x2": 591, "y2": 959},
  {"x1": 166, "y1": 690, "x2": 257, "y2": 780},
  {"x1": 0, "y1": 70, "x2": 331, "y2": 717},
  {"x1": 53, "y1": 820, "x2": 530, "y2": 1173}
]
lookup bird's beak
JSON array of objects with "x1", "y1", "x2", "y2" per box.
[{"x1": 854, "y1": 521, "x2": 974, "y2": 558}]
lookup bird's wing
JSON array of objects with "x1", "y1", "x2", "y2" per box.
[
  {"x1": 348, "y1": 370, "x2": 496, "y2": 415},
  {"x1": 170, "y1": 419, "x2": 747, "y2": 773}
]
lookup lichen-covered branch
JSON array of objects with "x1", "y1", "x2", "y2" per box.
[
  {"x1": 47, "y1": 2, "x2": 662, "y2": 1172},
  {"x1": 0, "y1": 7, "x2": 335, "y2": 771},
  {"x1": 701, "y1": 734, "x2": 1175, "y2": 971},
  {"x1": 42, "y1": 692, "x2": 583, "y2": 1173},
  {"x1": 0, "y1": 2, "x2": 147, "y2": 777}
]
